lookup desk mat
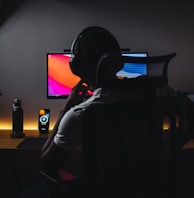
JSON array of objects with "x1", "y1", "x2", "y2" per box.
[{"x1": 17, "y1": 137, "x2": 48, "y2": 149}]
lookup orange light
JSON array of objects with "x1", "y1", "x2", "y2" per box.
[
  {"x1": 163, "y1": 116, "x2": 170, "y2": 132},
  {"x1": 0, "y1": 121, "x2": 54, "y2": 130},
  {"x1": 39, "y1": 109, "x2": 46, "y2": 116}
]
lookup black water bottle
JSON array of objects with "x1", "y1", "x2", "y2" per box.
[{"x1": 11, "y1": 99, "x2": 25, "y2": 138}]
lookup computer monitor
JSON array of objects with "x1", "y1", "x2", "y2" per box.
[
  {"x1": 47, "y1": 51, "x2": 148, "y2": 99},
  {"x1": 47, "y1": 52, "x2": 80, "y2": 99},
  {"x1": 116, "y1": 52, "x2": 148, "y2": 79}
]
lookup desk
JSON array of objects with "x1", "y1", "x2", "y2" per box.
[
  {"x1": 0, "y1": 130, "x2": 50, "y2": 198},
  {"x1": 0, "y1": 130, "x2": 49, "y2": 149}
]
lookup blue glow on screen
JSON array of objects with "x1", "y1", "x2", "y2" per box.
[{"x1": 117, "y1": 52, "x2": 148, "y2": 78}]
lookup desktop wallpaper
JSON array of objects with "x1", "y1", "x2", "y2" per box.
[
  {"x1": 47, "y1": 53, "x2": 80, "y2": 98},
  {"x1": 116, "y1": 53, "x2": 148, "y2": 78}
]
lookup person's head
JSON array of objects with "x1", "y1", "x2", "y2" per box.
[{"x1": 69, "y1": 26, "x2": 121, "y2": 88}]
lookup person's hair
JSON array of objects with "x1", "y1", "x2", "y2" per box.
[{"x1": 70, "y1": 26, "x2": 121, "y2": 81}]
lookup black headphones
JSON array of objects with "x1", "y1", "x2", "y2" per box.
[
  {"x1": 69, "y1": 26, "x2": 122, "y2": 80},
  {"x1": 69, "y1": 27, "x2": 95, "y2": 78}
]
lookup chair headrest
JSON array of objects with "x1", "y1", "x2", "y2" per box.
[{"x1": 96, "y1": 53, "x2": 176, "y2": 91}]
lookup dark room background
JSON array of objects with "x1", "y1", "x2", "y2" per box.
[{"x1": 0, "y1": 0, "x2": 194, "y2": 130}]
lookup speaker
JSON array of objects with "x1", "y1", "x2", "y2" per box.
[{"x1": 38, "y1": 108, "x2": 50, "y2": 133}]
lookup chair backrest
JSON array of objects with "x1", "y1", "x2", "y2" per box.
[
  {"x1": 80, "y1": 53, "x2": 180, "y2": 197},
  {"x1": 96, "y1": 53, "x2": 176, "y2": 92},
  {"x1": 81, "y1": 95, "x2": 188, "y2": 198},
  {"x1": 82, "y1": 97, "x2": 166, "y2": 198}
]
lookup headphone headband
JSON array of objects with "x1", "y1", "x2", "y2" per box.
[
  {"x1": 69, "y1": 26, "x2": 122, "y2": 79},
  {"x1": 71, "y1": 32, "x2": 82, "y2": 56},
  {"x1": 71, "y1": 26, "x2": 102, "y2": 56}
]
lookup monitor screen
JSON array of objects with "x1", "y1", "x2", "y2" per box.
[
  {"x1": 116, "y1": 52, "x2": 148, "y2": 79},
  {"x1": 47, "y1": 51, "x2": 148, "y2": 99},
  {"x1": 47, "y1": 52, "x2": 80, "y2": 99}
]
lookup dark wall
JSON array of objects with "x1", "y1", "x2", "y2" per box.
[{"x1": 0, "y1": 0, "x2": 194, "y2": 129}]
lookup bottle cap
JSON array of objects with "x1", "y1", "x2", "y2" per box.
[{"x1": 13, "y1": 99, "x2": 22, "y2": 108}]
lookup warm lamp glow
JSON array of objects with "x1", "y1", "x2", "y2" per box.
[
  {"x1": 162, "y1": 115, "x2": 179, "y2": 132},
  {"x1": 0, "y1": 116, "x2": 178, "y2": 132},
  {"x1": 163, "y1": 124, "x2": 170, "y2": 131},
  {"x1": 0, "y1": 121, "x2": 54, "y2": 130},
  {"x1": 163, "y1": 117, "x2": 170, "y2": 132},
  {"x1": 0, "y1": 122, "x2": 11, "y2": 130}
]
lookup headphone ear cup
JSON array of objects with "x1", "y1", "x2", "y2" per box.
[
  {"x1": 69, "y1": 54, "x2": 84, "y2": 77},
  {"x1": 69, "y1": 30, "x2": 85, "y2": 77}
]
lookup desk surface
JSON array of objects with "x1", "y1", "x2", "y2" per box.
[{"x1": 0, "y1": 130, "x2": 49, "y2": 149}]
